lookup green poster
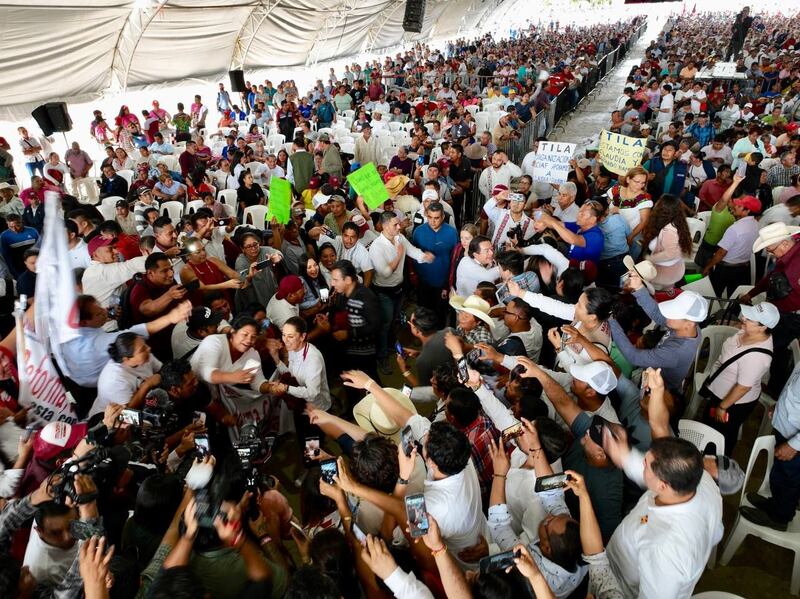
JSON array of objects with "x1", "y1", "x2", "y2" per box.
[
  {"x1": 347, "y1": 162, "x2": 389, "y2": 210},
  {"x1": 266, "y1": 177, "x2": 291, "y2": 224}
]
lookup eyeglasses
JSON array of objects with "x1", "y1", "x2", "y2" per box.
[{"x1": 242, "y1": 243, "x2": 260, "y2": 250}]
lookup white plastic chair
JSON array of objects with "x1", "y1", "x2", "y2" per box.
[
  {"x1": 475, "y1": 112, "x2": 490, "y2": 133},
  {"x1": 161, "y1": 201, "x2": 184, "y2": 224},
  {"x1": 185, "y1": 200, "x2": 204, "y2": 215},
  {"x1": 678, "y1": 419, "x2": 726, "y2": 455},
  {"x1": 749, "y1": 253, "x2": 757, "y2": 286},
  {"x1": 267, "y1": 134, "x2": 286, "y2": 153},
  {"x1": 245, "y1": 162, "x2": 265, "y2": 184},
  {"x1": 719, "y1": 435, "x2": 800, "y2": 595},
  {"x1": 101, "y1": 195, "x2": 126, "y2": 209},
  {"x1": 465, "y1": 105, "x2": 480, "y2": 116},
  {"x1": 97, "y1": 204, "x2": 116, "y2": 221},
  {"x1": 157, "y1": 155, "x2": 178, "y2": 172},
  {"x1": 343, "y1": 109, "x2": 355, "y2": 121},
  {"x1": 757, "y1": 392, "x2": 776, "y2": 437},
  {"x1": 388, "y1": 122, "x2": 402, "y2": 133},
  {"x1": 485, "y1": 103, "x2": 501, "y2": 113},
  {"x1": 696, "y1": 210, "x2": 711, "y2": 226},
  {"x1": 218, "y1": 189, "x2": 238, "y2": 207},
  {"x1": 117, "y1": 169, "x2": 134, "y2": 187},
  {"x1": 772, "y1": 186, "x2": 786, "y2": 206},
  {"x1": 339, "y1": 143, "x2": 355, "y2": 155},
  {"x1": 687, "y1": 217, "x2": 707, "y2": 246},
  {"x1": 242, "y1": 205, "x2": 269, "y2": 229}
]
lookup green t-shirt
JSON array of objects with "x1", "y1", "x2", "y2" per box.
[
  {"x1": 191, "y1": 547, "x2": 288, "y2": 599},
  {"x1": 704, "y1": 204, "x2": 735, "y2": 245},
  {"x1": 173, "y1": 113, "x2": 192, "y2": 133}
]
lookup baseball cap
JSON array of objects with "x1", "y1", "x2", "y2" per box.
[
  {"x1": 115, "y1": 199, "x2": 129, "y2": 209},
  {"x1": 318, "y1": 133, "x2": 331, "y2": 142},
  {"x1": 569, "y1": 361, "x2": 617, "y2": 395},
  {"x1": 275, "y1": 275, "x2": 304, "y2": 300},
  {"x1": 658, "y1": 290, "x2": 709, "y2": 323},
  {"x1": 361, "y1": 122, "x2": 372, "y2": 129},
  {"x1": 312, "y1": 191, "x2": 332, "y2": 209},
  {"x1": 188, "y1": 306, "x2": 225, "y2": 330},
  {"x1": 422, "y1": 189, "x2": 438, "y2": 202},
  {"x1": 329, "y1": 194, "x2": 346, "y2": 204},
  {"x1": 715, "y1": 455, "x2": 745, "y2": 495},
  {"x1": 0, "y1": 182, "x2": 13, "y2": 192},
  {"x1": 733, "y1": 195, "x2": 761, "y2": 213},
  {"x1": 137, "y1": 187, "x2": 153, "y2": 197},
  {"x1": 576, "y1": 158, "x2": 590, "y2": 169},
  {"x1": 33, "y1": 422, "x2": 88, "y2": 462},
  {"x1": 88, "y1": 236, "x2": 117, "y2": 257},
  {"x1": 492, "y1": 184, "x2": 509, "y2": 196},
  {"x1": 744, "y1": 102, "x2": 753, "y2": 108},
  {"x1": 698, "y1": 111, "x2": 709, "y2": 117},
  {"x1": 740, "y1": 302, "x2": 780, "y2": 328}
]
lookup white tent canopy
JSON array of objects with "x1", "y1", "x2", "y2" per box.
[{"x1": 1, "y1": 0, "x2": 504, "y2": 113}]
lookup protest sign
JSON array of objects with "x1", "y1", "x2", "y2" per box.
[
  {"x1": 347, "y1": 163, "x2": 389, "y2": 210},
  {"x1": 531, "y1": 141, "x2": 576, "y2": 184},
  {"x1": 598, "y1": 129, "x2": 646, "y2": 176},
  {"x1": 266, "y1": 177, "x2": 292, "y2": 224}
]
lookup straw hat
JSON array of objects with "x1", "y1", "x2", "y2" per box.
[
  {"x1": 384, "y1": 175, "x2": 410, "y2": 198},
  {"x1": 753, "y1": 222, "x2": 800, "y2": 252},
  {"x1": 449, "y1": 294, "x2": 495, "y2": 330},
  {"x1": 465, "y1": 143, "x2": 487, "y2": 161},
  {"x1": 353, "y1": 388, "x2": 417, "y2": 441},
  {"x1": 623, "y1": 255, "x2": 657, "y2": 281}
]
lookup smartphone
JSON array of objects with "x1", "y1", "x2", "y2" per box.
[
  {"x1": 264, "y1": 435, "x2": 276, "y2": 457},
  {"x1": 289, "y1": 520, "x2": 305, "y2": 536},
  {"x1": 255, "y1": 260, "x2": 271, "y2": 271},
  {"x1": 456, "y1": 357, "x2": 469, "y2": 384},
  {"x1": 534, "y1": 473, "x2": 571, "y2": 493},
  {"x1": 404, "y1": 493, "x2": 430, "y2": 537},
  {"x1": 401, "y1": 424, "x2": 421, "y2": 457},
  {"x1": 534, "y1": 210, "x2": 542, "y2": 220},
  {"x1": 508, "y1": 192, "x2": 525, "y2": 203},
  {"x1": 709, "y1": 407, "x2": 730, "y2": 422},
  {"x1": 417, "y1": 156, "x2": 425, "y2": 166},
  {"x1": 479, "y1": 549, "x2": 521, "y2": 574},
  {"x1": 193, "y1": 411, "x2": 207, "y2": 426},
  {"x1": 184, "y1": 279, "x2": 201, "y2": 292},
  {"x1": 304, "y1": 436, "x2": 320, "y2": 465},
  {"x1": 22, "y1": 424, "x2": 38, "y2": 442},
  {"x1": 736, "y1": 161, "x2": 747, "y2": 177},
  {"x1": 502, "y1": 422, "x2": 524, "y2": 442},
  {"x1": 319, "y1": 288, "x2": 330, "y2": 302},
  {"x1": 320, "y1": 458, "x2": 338, "y2": 484},
  {"x1": 195, "y1": 434, "x2": 210, "y2": 457},
  {"x1": 216, "y1": 218, "x2": 229, "y2": 226},
  {"x1": 351, "y1": 522, "x2": 368, "y2": 545},
  {"x1": 560, "y1": 331, "x2": 570, "y2": 352},
  {"x1": 401, "y1": 384, "x2": 412, "y2": 398},
  {"x1": 119, "y1": 409, "x2": 142, "y2": 427},
  {"x1": 395, "y1": 342, "x2": 405, "y2": 356}
]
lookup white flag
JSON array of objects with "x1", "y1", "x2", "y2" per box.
[{"x1": 34, "y1": 190, "x2": 79, "y2": 378}]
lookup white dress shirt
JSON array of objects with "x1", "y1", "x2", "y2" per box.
[
  {"x1": 82, "y1": 256, "x2": 147, "y2": 309},
  {"x1": 368, "y1": 233, "x2": 427, "y2": 288},
  {"x1": 274, "y1": 342, "x2": 331, "y2": 410},
  {"x1": 483, "y1": 197, "x2": 535, "y2": 248},
  {"x1": 68, "y1": 240, "x2": 91, "y2": 270},
  {"x1": 455, "y1": 257, "x2": 501, "y2": 297},
  {"x1": 90, "y1": 353, "x2": 163, "y2": 418},
  {"x1": 61, "y1": 324, "x2": 149, "y2": 387},
  {"x1": 607, "y1": 450, "x2": 723, "y2": 599},
  {"x1": 319, "y1": 234, "x2": 373, "y2": 274}
]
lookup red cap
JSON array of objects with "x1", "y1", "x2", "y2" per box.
[
  {"x1": 33, "y1": 422, "x2": 88, "y2": 462},
  {"x1": 88, "y1": 236, "x2": 117, "y2": 257},
  {"x1": 328, "y1": 176, "x2": 340, "y2": 188},
  {"x1": 733, "y1": 195, "x2": 762, "y2": 213},
  {"x1": 492, "y1": 184, "x2": 509, "y2": 196},
  {"x1": 308, "y1": 176, "x2": 322, "y2": 189},
  {"x1": 275, "y1": 275, "x2": 304, "y2": 300}
]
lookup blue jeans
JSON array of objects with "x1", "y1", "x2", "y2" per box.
[
  {"x1": 766, "y1": 432, "x2": 800, "y2": 523},
  {"x1": 374, "y1": 286, "x2": 402, "y2": 360},
  {"x1": 25, "y1": 160, "x2": 44, "y2": 179}
]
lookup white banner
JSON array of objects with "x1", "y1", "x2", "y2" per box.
[
  {"x1": 16, "y1": 320, "x2": 78, "y2": 426},
  {"x1": 530, "y1": 141, "x2": 577, "y2": 184},
  {"x1": 34, "y1": 190, "x2": 79, "y2": 378}
]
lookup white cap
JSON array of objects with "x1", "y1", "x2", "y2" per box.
[
  {"x1": 312, "y1": 192, "x2": 332, "y2": 209},
  {"x1": 422, "y1": 189, "x2": 439, "y2": 202},
  {"x1": 569, "y1": 361, "x2": 617, "y2": 395},
  {"x1": 658, "y1": 290, "x2": 709, "y2": 323},
  {"x1": 740, "y1": 302, "x2": 780, "y2": 328}
]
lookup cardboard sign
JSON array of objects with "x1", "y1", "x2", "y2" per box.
[
  {"x1": 266, "y1": 177, "x2": 291, "y2": 224},
  {"x1": 531, "y1": 141, "x2": 576, "y2": 184},
  {"x1": 598, "y1": 129, "x2": 646, "y2": 176},
  {"x1": 347, "y1": 163, "x2": 389, "y2": 210}
]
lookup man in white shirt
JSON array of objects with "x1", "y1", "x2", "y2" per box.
[
  {"x1": 604, "y1": 434, "x2": 723, "y2": 599},
  {"x1": 266, "y1": 275, "x2": 305, "y2": 330},
  {"x1": 66, "y1": 220, "x2": 91, "y2": 270},
  {"x1": 189, "y1": 211, "x2": 235, "y2": 262},
  {"x1": 81, "y1": 236, "x2": 147, "y2": 318},
  {"x1": 551, "y1": 182, "x2": 580, "y2": 222},
  {"x1": 484, "y1": 187, "x2": 534, "y2": 250},
  {"x1": 354, "y1": 123, "x2": 379, "y2": 166},
  {"x1": 656, "y1": 84, "x2": 674, "y2": 123},
  {"x1": 319, "y1": 221, "x2": 374, "y2": 286},
  {"x1": 148, "y1": 132, "x2": 173, "y2": 155},
  {"x1": 455, "y1": 235, "x2": 501, "y2": 297},
  {"x1": 478, "y1": 151, "x2": 519, "y2": 200},
  {"x1": 261, "y1": 154, "x2": 285, "y2": 189},
  {"x1": 368, "y1": 211, "x2": 433, "y2": 365}
]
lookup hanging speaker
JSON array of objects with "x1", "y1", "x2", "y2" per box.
[
  {"x1": 229, "y1": 69, "x2": 247, "y2": 93},
  {"x1": 31, "y1": 105, "x2": 55, "y2": 137},
  {"x1": 45, "y1": 102, "x2": 72, "y2": 133},
  {"x1": 403, "y1": 0, "x2": 425, "y2": 33}
]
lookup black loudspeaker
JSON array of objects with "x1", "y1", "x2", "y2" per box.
[
  {"x1": 31, "y1": 105, "x2": 55, "y2": 137},
  {"x1": 403, "y1": 0, "x2": 426, "y2": 33},
  {"x1": 229, "y1": 69, "x2": 247, "y2": 93},
  {"x1": 45, "y1": 102, "x2": 72, "y2": 133}
]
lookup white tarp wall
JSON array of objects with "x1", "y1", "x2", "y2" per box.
[{"x1": 0, "y1": 0, "x2": 502, "y2": 120}]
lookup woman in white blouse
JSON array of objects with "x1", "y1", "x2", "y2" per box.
[{"x1": 718, "y1": 96, "x2": 741, "y2": 130}]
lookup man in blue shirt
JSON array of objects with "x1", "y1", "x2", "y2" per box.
[
  {"x1": 686, "y1": 112, "x2": 714, "y2": 149},
  {"x1": 411, "y1": 202, "x2": 458, "y2": 324},
  {"x1": 597, "y1": 201, "x2": 631, "y2": 289},
  {"x1": 535, "y1": 201, "x2": 605, "y2": 264},
  {"x1": 0, "y1": 213, "x2": 39, "y2": 277}
]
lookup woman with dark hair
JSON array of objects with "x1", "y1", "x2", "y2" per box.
[
  {"x1": 236, "y1": 171, "x2": 265, "y2": 222},
  {"x1": 641, "y1": 194, "x2": 692, "y2": 290},
  {"x1": 190, "y1": 315, "x2": 276, "y2": 439},
  {"x1": 276, "y1": 149, "x2": 289, "y2": 172},
  {"x1": 244, "y1": 124, "x2": 263, "y2": 144},
  {"x1": 233, "y1": 231, "x2": 283, "y2": 312},
  {"x1": 317, "y1": 242, "x2": 339, "y2": 285},
  {"x1": 298, "y1": 254, "x2": 330, "y2": 314},
  {"x1": 180, "y1": 241, "x2": 245, "y2": 306},
  {"x1": 91, "y1": 332, "x2": 162, "y2": 418}
]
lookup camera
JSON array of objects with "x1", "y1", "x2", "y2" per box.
[
  {"x1": 48, "y1": 445, "x2": 131, "y2": 505},
  {"x1": 233, "y1": 421, "x2": 276, "y2": 493},
  {"x1": 506, "y1": 224, "x2": 536, "y2": 248}
]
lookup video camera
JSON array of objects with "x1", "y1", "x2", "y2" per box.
[
  {"x1": 48, "y1": 445, "x2": 131, "y2": 505},
  {"x1": 233, "y1": 421, "x2": 276, "y2": 493}
]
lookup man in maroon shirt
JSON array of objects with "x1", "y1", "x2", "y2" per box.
[
  {"x1": 698, "y1": 166, "x2": 732, "y2": 211},
  {"x1": 128, "y1": 252, "x2": 187, "y2": 360},
  {"x1": 178, "y1": 140, "x2": 200, "y2": 178}
]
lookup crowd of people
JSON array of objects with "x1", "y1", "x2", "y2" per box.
[{"x1": 0, "y1": 6, "x2": 798, "y2": 599}]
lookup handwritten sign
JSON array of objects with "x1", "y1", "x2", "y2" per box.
[
  {"x1": 598, "y1": 129, "x2": 646, "y2": 176},
  {"x1": 347, "y1": 163, "x2": 389, "y2": 210},
  {"x1": 531, "y1": 141, "x2": 576, "y2": 184},
  {"x1": 266, "y1": 177, "x2": 291, "y2": 224}
]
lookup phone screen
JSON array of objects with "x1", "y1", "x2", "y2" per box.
[
  {"x1": 193, "y1": 411, "x2": 206, "y2": 426},
  {"x1": 304, "y1": 437, "x2": 320, "y2": 465},
  {"x1": 255, "y1": 260, "x2": 271, "y2": 271},
  {"x1": 405, "y1": 493, "x2": 429, "y2": 537},
  {"x1": 320, "y1": 458, "x2": 338, "y2": 484},
  {"x1": 401, "y1": 385, "x2": 412, "y2": 398},
  {"x1": 502, "y1": 422, "x2": 524, "y2": 442},
  {"x1": 195, "y1": 435, "x2": 210, "y2": 456},
  {"x1": 319, "y1": 288, "x2": 330, "y2": 302},
  {"x1": 395, "y1": 342, "x2": 404, "y2": 356},
  {"x1": 534, "y1": 473, "x2": 570, "y2": 493},
  {"x1": 479, "y1": 549, "x2": 520, "y2": 574},
  {"x1": 351, "y1": 523, "x2": 368, "y2": 545},
  {"x1": 119, "y1": 409, "x2": 142, "y2": 427},
  {"x1": 401, "y1": 425, "x2": 415, "y2": 457},
  {"x1": 456, "y1": 358, "x2": 469, "y2": 384}
]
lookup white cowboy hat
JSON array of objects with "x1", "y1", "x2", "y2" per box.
[
  {"x1": 449, "y1": 294, "x2": 496, "y2": 330},
  {"x1": 623, "y1": 255, "x2": 657, "y2": 281},
  {"x1": 353, "y1": 388, "x2": 417, "y2": 441},
  {"x1": 753, "y1": 222, "x2": 800, "y2": 253}
]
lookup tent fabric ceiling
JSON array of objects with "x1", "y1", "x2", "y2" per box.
[{"x1": 0, "y1": 0, "x2": 504, "y2": 110}]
